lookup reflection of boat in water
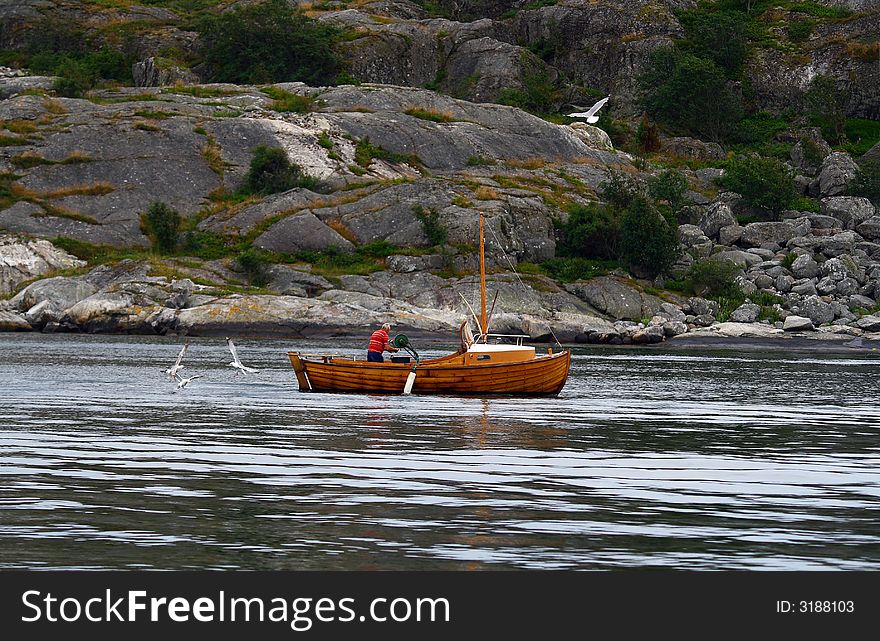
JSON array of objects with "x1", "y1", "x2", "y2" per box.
[{"x1": 287, "y1": 213, "x2": 571, "y2": 396}]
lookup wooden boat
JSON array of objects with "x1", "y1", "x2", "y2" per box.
[{"x1": 287, "y1": 213, "x2": 571, "y2": 396}]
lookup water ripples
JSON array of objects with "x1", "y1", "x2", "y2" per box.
[{"x1": 1, "y1": 333, "x2": 879, "y2": 569}]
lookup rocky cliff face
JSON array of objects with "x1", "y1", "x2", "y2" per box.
[
  {"x1": 0, "y1": 1, "x2": 878, "y2": 345},
  {"x1": 1, "y1": 0, "x2": 876, "y2": 117}
]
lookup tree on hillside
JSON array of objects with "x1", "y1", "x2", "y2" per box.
[
  {"x1": 620, "y1": 195, "x2": 680, "y2": 278},
  {"x1": 678, "y1": 9, "x2": 753, "y2": 75},
  {"x1": 805, "y1": 74, "x2": 847, "y2": 145},
  {"x1": 717, "y1": 156, "x2": 795, "y2": 216},
  {"x1": 640, "y1": 47, "x2": 743, "y2": 143},
  {"x1": 195, "y1": 0, "x2": 340, "y2": 85}
]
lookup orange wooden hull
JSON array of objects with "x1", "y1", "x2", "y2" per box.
[{"x1": 288, "y1": 350, "x2": 571, "y2": 396}]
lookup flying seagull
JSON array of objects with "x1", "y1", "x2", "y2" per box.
[
  {"x1": 164, "y1": 343, "x2": 189, "y2": 381},
  {"x1": 174, "y1": 373, "x2": 202, "y2": 391},
  {"x1": 566, "y1": 96, "x2": 610, "y2": 123},
  {"x1": 226, "y1": 337, "x2": 258, "y2": 374}
]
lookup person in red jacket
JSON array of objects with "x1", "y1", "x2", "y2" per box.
[{"x1": 367, "y1": 323, "x2": 398, "y2": 362}]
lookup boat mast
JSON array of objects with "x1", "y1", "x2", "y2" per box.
[{"x1": 479, "y1": 211, "x2": 487, "y2": 339}]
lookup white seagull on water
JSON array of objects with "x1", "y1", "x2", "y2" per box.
[
  {"x1": 566, "y1": 96, "x2": 610, "y2": 124},
  {"x1": 164, "y1": 342, "x2": 189, "y2": 380},
  {"x1": 226, "y1": 337, "x2": 258, "y2": 374},
  {"x1": 174, "y1": 373, "x2": 202, "y2": 391}
]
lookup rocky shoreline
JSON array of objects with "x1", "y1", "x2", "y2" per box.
[
  {"x1": 1, "y1": 70, "x2": 878, "y2": 348},
  {"x1": 3, "y1": 234, "x2": 880, "y2": 349}
]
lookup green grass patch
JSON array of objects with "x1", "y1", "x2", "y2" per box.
[
  {"x1": 0, "y1": 134, "x2": 28, "y2": 147},
  {"x1": 51, "y1": 237, "x2": 149, "y2": 264},
  {"x1": 786, "y1": 2, "x2": 851, "y2": 19},
  {"x1": 844, "y1": 118, "x2": 880, "y2": 157},
  {"x1": 262, "y1": 86, "x2": 314, "y2": 113},
  {"x1": 466, "y1": 155, "x2": 495, "y2": 166},
  {"x1": 539, "y1": 257, "x2": 619, "y2": 283},
  {"x1": 0, "y1": 172, "x2": 21, "y2": 209},
  {"x1": 294, "y1": 246, "x2": 383, "y2": 277},
  {"x1": 9, "y1": 151, "x2": 92, "y2": 168},
  {"x1": 354, "y1": 137, "x2": 419, "y2": 168},
  {"x1": 404, "y1": 107, "x2": 454, "y2": 123},
  {"x1": 162, "y1": 86, "x2": 241, "y2": 98},
  {"x1": 318, "y1": 131, "x2": 333, "y2": 149},
  {"x1": 133, "y1": 109, "x2": 175, "y2": 119}
]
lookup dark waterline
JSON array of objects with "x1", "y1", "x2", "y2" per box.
[{"x1": 1, "y1": 333, "x2": 879, "y2": 570}]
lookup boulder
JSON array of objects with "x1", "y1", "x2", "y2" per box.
[
  {"x1": 698, "y1": 202, "x2": 736, "y2": 239},
  {"x1": 729, "y1": 302, "x2": 760, "y2": 323},
  {"x1": 783, "y1": 315, "x2": 814, "y2": 331},
  {"x1": 818, "y1": 231, "x2": 861, "y2": 258},
  {"x1": 791, "y1": 279, "x2": 818, "y2": 296},
  {"x1": 132, "y1": 57, "x2": 199, "y2": 87},
  {"x1": 567, "y1": 123, "x2": 613, "y2": 151},
  {"x1": 856, "y1": 216, "x2": 880, "y2": 241},
  {"x1": 718, "y1": 224, "x2": 743, "y2": 246},
  {"x1": 820, "y1": 196, "x2": 875, "y2": 230},
  {"x1": 848, "y1": 294, "x2": 877, "y2": 310},
  {"x1": 789, "y1": 128, "x2": 831, "y2": 176},
  {"x1": 855, "y1": 315, "x2": 880, "y2": 332},
  {"x1": 565, "y1": 277, "x2": 661, "y2": 321},
  {"x1": 661, "y1": 137, "x2": 725, "y2": 161},
  {"x1": 10, "y1": 276, "x2": 96, "y2": 312},
  {"x1": 712, "y1": 250, "x2": 762, "y2": 269},
  {"x1": 0, "y1": 310, "x2": 31, "y2": 331},
  {"x1": 816, "y1": 152, "x2": 859, "y2": 197},
  {"x1": 631, "y1": 325, "x2": 665, "y2": 344},
  {"x1": 0, "y1": 236, "x2": 86, "y2": 296},
  {"x1": 657, "y1": 302, "x2": 686, "y2": 322},
  {"x1": 739, "y1": 222, "x2": 799, "y2": 248},
  {"x1": 386, "y1": 254, "x2": 447, "y2": 273},
  {"x1": 662, "y1": 320, "x2": 688, "y2": 337},
  {"x1": 254, "y1": 212, "x2": 355, "y2": 254},
  {"x1": 678, "y1": 224, "x2": 709, "y2": 247},
  {"x1": 799, "y1": 295, "x2": 835, "y2": 325},
  {"x1": 687, "y1": 297, "x2": 720, "y2": 318}
]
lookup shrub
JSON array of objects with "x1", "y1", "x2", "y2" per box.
[
  {"x1": 640, "y1": 47, "x2": 743, "y2": 142},
  {"x1": 236, "y1": 248, "x2": 272, "y2": 287},
  {"x1": 805, "y1": 75, "x2": 847, "y2": 145},
  {"x1": 195, "y1": 0, "x2": 341, "y2": 85},
  {"x1": 556, "y1": 202, "x2": 621, "y2": 260},
  {"x1": 141, "y1": 202, "x2": 181, "y2": 254},
  {"x1": 686, "y1": 258, "x2": 741, "y2": 298},
  {"x1": 786, "y1": 19, "x2": 813, "y2": 43},
  {"x1": 648, "y1": 169, "x2": 689, "y2": 212},
  {"x1": 636, "y1": 114, "x2": 661, "y2": 153},
  {"x1": 620, "y1": 195, "x2": 679, "y2": 277},
  {"x1": 850, "y1": 159, "x2": 880, "y2": 205},
  {"x1": 353, "y1": 137, "x2": 414, "y2": 168},
  {"x1": 790, "y1": 195, "x2": 820, "y2": 213},
  {"x1": 466, "y1": 155, "x2": 494, "y2": 166},
  {"x1": 717, "y1": 156, "x2": 795, "y2": 215},
  {"x1": 540, "y1": 257, "x2": 618, "y2": 282},
  {"x1": 732, "y1": 112, "x2": 789, "y2": 145},
  {"x1": 497, "y1": 58, "x2": 561, "y2": 116},
  {"x1": 181, "y1": 230, "x2": 233, "y2": 260},
  {"x1": 413, "y1": 205, "x2": 447, "y2": 246},
  {"x1": 52, "y1": 58, "x2": 95, "y2": 98},
  {"x1": 240, "y1": 145, "x2": 320, "y2": 196},
  {"x1": 600, "y1": 171, "x2": 639, "y2": 211}
]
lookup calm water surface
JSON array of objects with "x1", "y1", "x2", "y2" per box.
[{"x1": 1, "y1": 333, "x2": 879, "y2": 570}]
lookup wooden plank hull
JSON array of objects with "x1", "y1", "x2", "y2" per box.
[{"x1": 288, "y1": 350, "x2": 571, "y2": 396}]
